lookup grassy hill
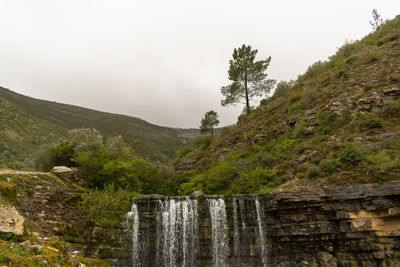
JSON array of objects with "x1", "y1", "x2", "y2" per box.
[
  {"x1": 175, "y1": 15, "x2": 400, "y2": 195},
  {"x1": 0, "y1": 87, "x2": 199, "y2": 168}
]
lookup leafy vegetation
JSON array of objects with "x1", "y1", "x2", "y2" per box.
[
  {"x1": 221, "y1": 44, "x2": 276, "y2": 114},
  {"x1": 0, "y1": 87, "x2": 199, "y2": 168},
  {"x1": 175, "y1": 14, "x2": 400, "y2": 194}
]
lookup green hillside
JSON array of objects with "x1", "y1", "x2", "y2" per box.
[
  {"x1": 175, "y1": 15, "x2": 400, "y2": 195},
  {"x1": 0, "y1": 87, "x2": 199, "y2": 168}
]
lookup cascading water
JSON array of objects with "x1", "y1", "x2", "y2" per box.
[
  {"x1": 159, "y1": 197, "x2": 199, "y2": 267},
  {"x1": 208, "y1": 198, "x2": 229, "y2": 267},
  {"x1": 129, "y1": 195, "x2": 268, "y2": 266},
  {"x1": 232, "y1": 197, "x2": 241, "y2": 265},
  {"x1": 255, "y1": 197, "x2": 268, "y2": 267},
  {"x1": 126, "y1": 202, "x2": 140, "y2": 266}
]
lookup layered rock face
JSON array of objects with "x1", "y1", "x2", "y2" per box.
[{"x1": 131, "y1": 180, "x2": 400, "y2": 266}]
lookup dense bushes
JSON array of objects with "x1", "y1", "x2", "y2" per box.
[
  {"x1": 35, "y1": 128, "x2": 166, "y2": 194},
  {"x1": 339, "y1": 142, "x2": 366, "y2": 166}
]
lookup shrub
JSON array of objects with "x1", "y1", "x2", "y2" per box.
[
  {"x1": 273, "y1": 80, "x2": 294, "y2": 98},
  {"x1": 233, "y1": 168, "x2": 277, "y2": 193},
  {"x1": 319, "y1": 159, "x2": 341, "y2": 174},
  {"x1": 0, "y1": 252, "x2": 10, "y2": 263},
  {"x1": 288, "y1": 92, "x2": 302, "y2": 103},
  {"x1": 388, "y1": 73, "x2": 400, "y2": 83},
  {"x1": 11, "y1": 245, "x2": 27, "y2": 256},
  {"x1": 203, "y1": 162, "x2": 238, "y2": 194},
  {"x1": 383, "y1": 99, "x2": 400, "y2": 118},
  {"x1": 288, "y1": 103, "x2": 303, "y2": 114},
  {"x1": 363, "y1": 84, "x2": 373, "y2": 92},
  {"x1": 178, "y1": 146, "x2": 193, "y2": 158},
  {"x1": 35, "y1": 141, "x2": 75, "y2": 171},
  {"x1": 306, "y1": 164, "x2": 320, "y2": 178},
  {"x1": 339, "y1": 142, "x2": 366, "y2": 166},
  {"x1": 366, "y1": 151, "x2": 398, "y2": 174},
  {"x1": 360, "y1": 113, "x2": 383, "y2": 130},
  {"x1": 301, "y1": 90, "x2": 320, "y2": 108}
]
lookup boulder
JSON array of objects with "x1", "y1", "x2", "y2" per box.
[
  {"x1": 0, "y1": 205, "x2": 25, "y2": 235},
  {"x1": 52, "y1": 166, "x2": 74, "y2": 178},
  {"x1": 191, "y1": 191, "x2": 205, "y2": 198}
]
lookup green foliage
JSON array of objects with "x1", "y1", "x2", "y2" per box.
[
  {"x1": 233, "y1": 168, "x2": 277, "y2": 193},
  {"x1": 359, "y1": 112, "x2": 383, "y2": 130},
  {"x1": 35, "y1": 141, "x2": 75, "y2": 171},
  {"x1": 319, "y1": 159, "x2": 341, "y2": 174},
  {"x1": 388, "y1": 73, "x2": 400, "y2": 83},
  {"x1": 301, "y1": 90, "x2": 320, "y2": 108},
  {"x1": 178, "y1": 146, "x2": 194, "y2": 158},
  {"x1": 0, "y1": 181, "x2": 17, "y2": 202},
  {"x1": 78, "y1": 184, "x2": 134, "y2": 228},
  {"x1": 0, "y1": 86, "x2": 197, "y2": 166},
  {"x1": 365, "y1": 150, "x2": 398, "y2": 174},
  {"x1": 221, "y1": 44, "x2": 276, "y2": 113},
  {"x1": 33, "y1": 246, "x2": 43, "y2": 255},
  {"x1": 288, "y1": 91, "x2": 302, "y2": 103},
  {"x1": 0, "y1": 252, "x2": 11, "y2": 263},
  {"x1": 11, "y1": 245, "x2": 27, "y2": 256},
  {"x1": 200, "y1": 110, "x2": 220, "y2": 136},
  {"x1": 306, "y1": 164, "x2": 320, "y2": 178},
  {"x1": 339, "y1": 142, "x2": 366, "y2": 166},
  {"x1": 273, "y1": 80, "x2": 294, "y2": 98},
  {"x1": 383, "y1": 99, "x2": 400, "y2": 118},
  {"x1": 363, "y1": 84, "x2": 373, "y2": 92},
  {"x1": 288, "y1": 103, "x2": 303, "y2": 114}
]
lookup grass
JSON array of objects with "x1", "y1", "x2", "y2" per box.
[
  {"x1": 175, "y1": 14, "x2": 400, "y2": 195},
  {"x1": 0, "y1": 86, "x2": 199, "y2": 167}
]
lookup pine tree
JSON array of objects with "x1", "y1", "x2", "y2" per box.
[
  {"x1": 370, "y1": 9, "x2": 383, "y2": 32},
  {"x1": 200, "y1": 110, "x2": 220, "y2": 136},
  {"x1": 221, "y1": 44, "x2": 276, "y2": 114}
]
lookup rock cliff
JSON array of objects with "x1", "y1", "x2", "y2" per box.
[{"x1": 132, "y1": 180, "x2": 400, "y2": 266}]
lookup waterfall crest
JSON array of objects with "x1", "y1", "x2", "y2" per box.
[
  {"x1": 128, "y1": 195, "x2": 269, "y2": 266},
  {"x1": 208, "y1": 198, "x2": 229, "y2": 267}
]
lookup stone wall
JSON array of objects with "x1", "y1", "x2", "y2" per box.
[{"x1": 133, "y1": 180, "x2": 400, "y2": 266}]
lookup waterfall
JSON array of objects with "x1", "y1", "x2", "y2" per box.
[
  {"x1": 232, "y1": 197, "x2": 240, "y2": 264},
  {"x1": 159, "y1": 197, "x2": 199, "y2": 267},
  {"x1": 129, "y1": 195, "x2": 269, "y2": 266},
  {"x1": 208, "y1": 198, "x2": 229, "y2": 267},
  {"x1": 127, "y1": 202, "x2": 140, "y2": 266},
  {"x1": 255, "y1": 197, "x2": 267, "y2": 267}
]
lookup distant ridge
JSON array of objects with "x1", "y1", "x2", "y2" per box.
[{"x1": 0, "y1": 86, "x2": 199, "y2": 168}]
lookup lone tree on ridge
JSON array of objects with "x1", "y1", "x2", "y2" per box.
[
  {"x1": 370, "y1": 9, "x2": 383, "y2": 32},
  {"x1": 221, "y1": 44, "x2": 276, "y2": 114},
  {"x1": 200, "y1": 110, "x2": 220, "y2": 136}
]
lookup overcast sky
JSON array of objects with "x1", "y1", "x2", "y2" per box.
[{"x1": 0, "y1": 1, "x2": 399, "y2": 128}]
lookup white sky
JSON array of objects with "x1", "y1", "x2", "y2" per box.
[{"x1": 0, "y1": 1, "x2": 399, "y2": 128}]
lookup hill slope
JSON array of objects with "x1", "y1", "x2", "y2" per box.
[
  {"x1": 0, "y1": 87, "x2": 199, "y2": 168},
  {"x1": 175, "y1": 15, "x2": 400, "y2": 195}
]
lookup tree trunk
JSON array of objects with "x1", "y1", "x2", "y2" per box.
[
  {"x1": 245, "y1": 71, "x2": 250, "y2": 114},
  {"x1": 211, "y1": 127, "x2": 214, "y2": 136}
]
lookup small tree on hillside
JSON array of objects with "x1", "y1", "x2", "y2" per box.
[
  {"x1": 200, "y1": 110, "x2": 220, "y2": 136},
  {"x1": 221, "y1": 44, "x2": 276, "y2": 114},
  {"x1": 370, "y1": 9, "x2": 383, "y2": 32}
]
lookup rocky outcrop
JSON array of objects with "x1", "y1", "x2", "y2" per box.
[
  {"x1": 133, "y1": 180, "x2": 400, "y2": 266},
  {"x1": 0, "y1": 205, "x2": 25, "y2": 235}
]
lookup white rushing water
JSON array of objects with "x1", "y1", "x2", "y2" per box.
[
  {"x1": 255, "y1": 197, "x2": 267, "y2": 267},
  {"x1": 232, "y1": 197, "x2": 240, "y2": 264},
  {"x1": 127, "y1": 202, "x2": 140, "y2": 266},
  {"x1": 208, "y1": 198, "x2": 229, "y2": 267},
  {"x1": 129, "y1": 195, "x2": 268, "y2": 267},
  {"x1": 159, "y1": 197, "x2": 199, "y2": 267}
]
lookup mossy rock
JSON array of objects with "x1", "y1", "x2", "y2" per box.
[{"x1": 0, "y1": 181, "x2": 17, "y2": 203}]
